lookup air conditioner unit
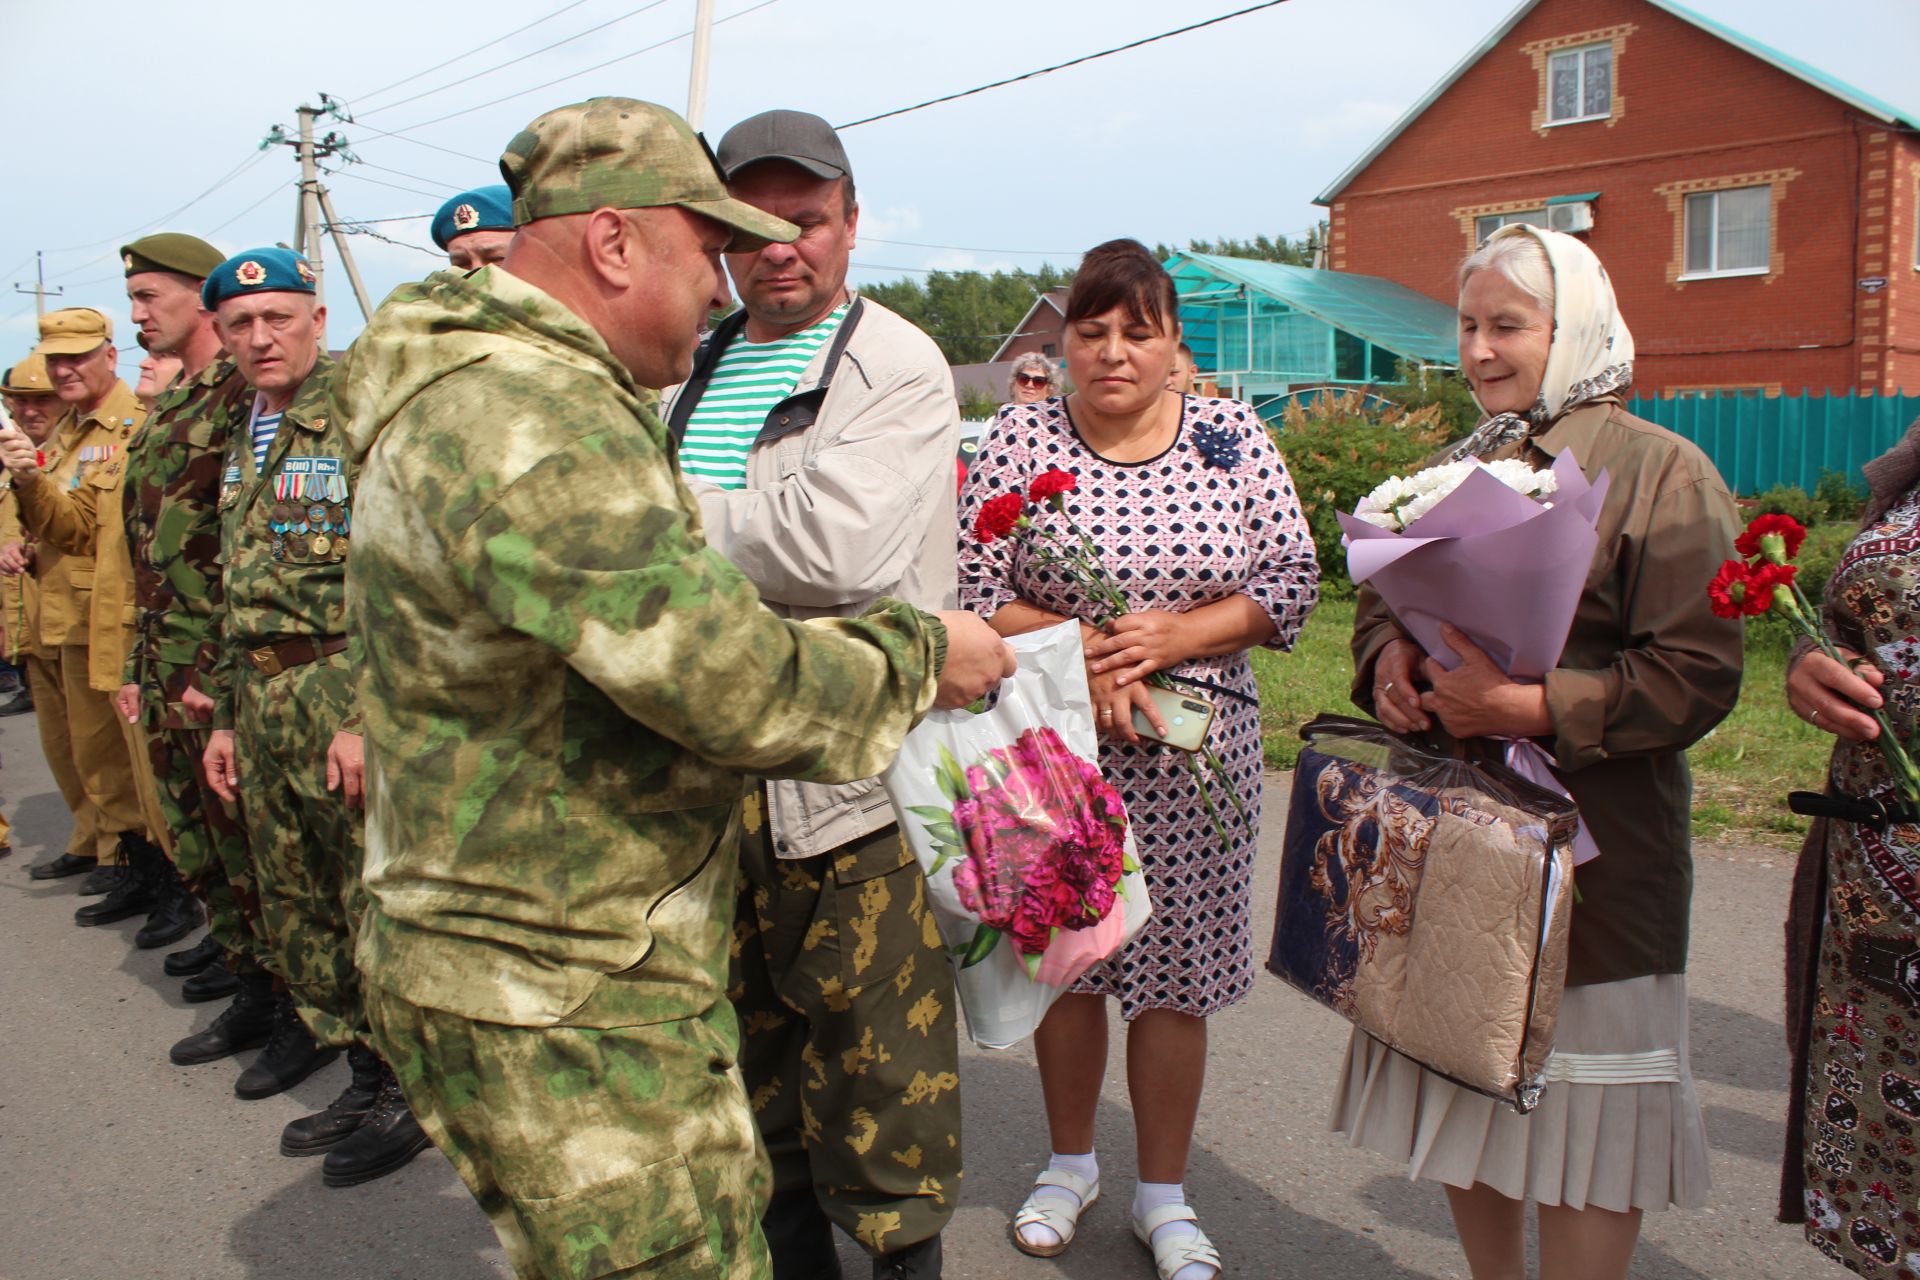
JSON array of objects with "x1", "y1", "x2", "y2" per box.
[{"x1": 1549, "y1": 201, "x2": 1594, "y2": 233}]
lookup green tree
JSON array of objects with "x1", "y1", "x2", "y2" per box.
[
  {"x1": 860, "y1": 264, "x2": 1073, "y2": 364},
  {"x1": 1155, "y1": 231, "x2": 1320, "y2": 266}
]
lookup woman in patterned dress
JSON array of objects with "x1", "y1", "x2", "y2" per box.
[
  {"x1": 1345, "y1": 226, "x2": 1743, "y2": 1280},
  {"x1": 957, "y1": 239, "x2": 1319, "y2": 1280},
  {"x1": 1782, "y1": 422, "x2": 1920, "y2": 1275}
]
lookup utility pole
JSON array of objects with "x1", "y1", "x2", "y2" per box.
[
  {"x1": 261, "y1": 94, "x2": 374, "y2": 321},
  {"x1": 687, "y1": 0, "x2": 717, "y2": 130},
  {"x1": 11, "y1": 252, "x2": 64, "y2": 317}
]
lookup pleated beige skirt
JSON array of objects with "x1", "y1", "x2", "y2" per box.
[{"x1": 1329, "y1": 973, "x2": 1712, "y2": 1213}]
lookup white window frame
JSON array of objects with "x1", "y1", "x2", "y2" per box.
[
  {"x1": 1545, "y1": 43, "x2": 1613, "y2": 126},
  {"x1": 1678, "y1": 185, "x2": 1773, "y2": 281},
  {"x1": 1475, "y1": 209, "x2": 1546, "y2": 243}
]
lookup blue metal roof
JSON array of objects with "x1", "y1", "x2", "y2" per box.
[
  {"x1": 1317, "y1": 0, "x2": 1920, "y2": 204},
  {"x1": 1167, "y1": 252, "x2": 1461, "y2": 366}
]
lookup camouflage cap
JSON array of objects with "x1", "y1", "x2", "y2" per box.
[
  {"x1": 2, "y1": 353, "x2": 57, "y2": 396},
  {"x1": 33, "y1": 307, "x2": 112, "y2": 357},
  {"x1": 499, "y1": 97, "x2": 798, "y2": 251},
  {"x1": 122, "y1": 232, "x2": 225, "y2": 280}
]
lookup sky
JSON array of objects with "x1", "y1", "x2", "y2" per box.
[{"x1": 5, "y1": 0, "x2": 1917, "y2": 367}]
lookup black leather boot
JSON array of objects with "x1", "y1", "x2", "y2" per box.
[
  {"x1": 29, "y1": 852, "x2": 95, "y2": 880},
  {"x1": 164, "y1": 934, "x2": 223, "y2": 977},
  {"x1": 763, "y1": 1188, "x2": 844, "y2": 1280},
  {"x1": 182, "y1": 957, "x2": 242, "y2": 1003},
  {"x1": 234, "y1": 995, "x2": 339, "y2": 1100},
  {"x1": 134, "y1": 861, "x2": 202, "y2": 949},
  {"x1": 74, "y1": 834, "x2": 160, "y2": 926},
  {"x1": 78, "y1": 863, "x2": 126, "y2": 896},
  {"x1": 282, "y1": 1044, "x2": 385, "y2": 1156},
  {"x1": 872, "y1": 1235, "x2": 941, "y2": 1280},
  {"x1": 170, "y1": 973, "x2": 275, "y2": 1064},
  {"x1": 320, "y1": 1068, "x2": 433, "y2": 1187}
]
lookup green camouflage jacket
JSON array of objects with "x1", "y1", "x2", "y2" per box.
[
  {"x1": 210, "y1": 356, "x2": 355, "y2": 729},
  {"x1": 122, "y1": 357, "x2": 251, "y2": 725},
  {"x1": 336, "y1": 266, "x2": 946, "y2": 1029}
]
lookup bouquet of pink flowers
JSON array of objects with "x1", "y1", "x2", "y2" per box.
[{"x1": 885, "y1": 623, "x2": 1151, "y2": 1048}]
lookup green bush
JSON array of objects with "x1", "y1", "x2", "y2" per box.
[
  {"x1": 958, "y1": 387, "x2": 1001, "y2": 421},
  {"x1": 1815, "y1": 469, "x2": 1866, "y2": 523},
  {"x1": 1269, "y1": 389, "x2": 1453, "y2": 597},
  {"x1": 1750, "y1": 483, "x2": 1827, "y2": 526},
  {"x1": 1380, "y1": 359, "x2": 1482, "y2": 439}
]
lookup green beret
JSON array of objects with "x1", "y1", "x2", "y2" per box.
[{"x1": 122, "y1": 233, "x2": 226, "y2": 281}]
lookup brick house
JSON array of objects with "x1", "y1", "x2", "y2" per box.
[
  {"x1": 988, "y1": 288, "x2": 1070, "y2": 363},
  {"x1": 1316, "y1": 0, "x2": 1920, "y2": 395}
]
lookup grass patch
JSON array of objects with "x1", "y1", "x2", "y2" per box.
[{"x1": 1249, "y1": 600, "x2": 1831, "y2": 846}]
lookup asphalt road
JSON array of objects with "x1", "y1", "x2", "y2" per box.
[{"x1": 0, "y1": 706, "x2": 1812, "y2": 1279}]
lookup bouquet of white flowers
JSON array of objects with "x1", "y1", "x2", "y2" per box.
[{"x1": 1353, "y1": 458, "x2": 1559, "y2": 533}]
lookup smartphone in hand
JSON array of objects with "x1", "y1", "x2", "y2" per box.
[{"x1": 1131, "y1": 686, "x2": 1216, "y2": 752}]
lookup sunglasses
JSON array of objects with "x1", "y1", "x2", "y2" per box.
[{"x1": 1015, "y1": 373, "x2": 1050, "y2": 388}]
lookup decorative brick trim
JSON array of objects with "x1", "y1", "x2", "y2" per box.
[
  {"x1": 1450, "y1": 197, "x2": 1551, "y2": 249},
  {"x1": 1653, "y1": 169, "x2": 1801, "y2": 286},
  {"x1": 1524, "y1": 24, "x2": 1635, "y2": 134}
]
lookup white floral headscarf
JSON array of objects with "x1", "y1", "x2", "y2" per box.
[{"x1": 1447, "y1": 224, "x2": 1635, "y2": 462}]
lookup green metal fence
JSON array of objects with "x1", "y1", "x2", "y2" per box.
[{"x1": 1624, "y1": 390, "x2": 1920, "y2": 496}]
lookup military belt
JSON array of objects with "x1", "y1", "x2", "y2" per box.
[
  {"x1": 1788, "y1": 789, "x2": 1920, "y2": 831},
  {"x1": 248, "y1": 634, "x2": 349, "y2": 678}
]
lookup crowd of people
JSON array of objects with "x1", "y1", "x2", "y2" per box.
[{"x1": 1, "y1": 89, "x2": 1912, "y2": 1280}]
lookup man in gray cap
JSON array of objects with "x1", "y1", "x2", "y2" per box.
[{"x1": 663, "y1": 108, "x2": 963, "y2": 1280}]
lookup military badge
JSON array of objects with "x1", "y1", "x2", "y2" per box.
[
  {"x1": 236, "y1": 260, "x2": 268, "y2": 287},
  {"x1": 295, "y1": 260, "x2": 316, "y2": 285},
  {"x1": 453, "y1": 203, "x2": 480, "y2": 231},
  {"x1": 123, "y1": 253, "x2": 134, "y2": 272}
]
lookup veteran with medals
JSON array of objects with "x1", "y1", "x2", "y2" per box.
[{"x1": 198, "y1": 247, "x2": 429, "y2": 1184}]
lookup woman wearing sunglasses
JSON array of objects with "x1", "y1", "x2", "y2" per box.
[{"x1": 1005, "y1": 352, "x2": 1061, "y2": 405}]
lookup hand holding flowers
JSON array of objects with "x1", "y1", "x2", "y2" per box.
[{"x1": 1708, "y1": 513, "x2": 1920, "y2": 802}]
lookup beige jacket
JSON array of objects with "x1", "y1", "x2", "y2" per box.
[{"x1": 663, "y1": 294, "x2": 959, "y2": 857}]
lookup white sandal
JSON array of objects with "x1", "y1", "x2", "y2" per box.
[
  {"x1": 1011, "y1": 1168, "x2": 1099, "y2": 1258},
  {"x1": 1133, "y1": 1203, "x2": 1221, "y2": 1280}
]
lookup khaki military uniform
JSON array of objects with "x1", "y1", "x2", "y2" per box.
[
  {"x1": 210, "y1": 358, "x2": 363, "y2": 1048},
  {"x1": 123, "y1": 359, "x2": 262, "y2": 971},
  {"x1": 17, "y1": 389, "x2": 174, "y2": 852},
  {"x1": 341, "y1": 265, "x2": 947, "y2": 1280},
  {"x1": 12, "y1": 386, "x2": 147, "y2": 860}
]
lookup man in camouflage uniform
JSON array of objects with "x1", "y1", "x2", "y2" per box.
[
  {"x1": 197, "y1": 248, "x2": 429, "y2": 1182},
  {"x1": 101, "y1": 235, "x2": 269, "y2": 1011},
  {"x1": 337, "y1": 97, "x2": 1014, "y2": 1280},
  {"x1": 1, "y1": 309, "x2": 157, "y2": 892},
  {"x1": 662, "y1": 110, "x2": 964, "y2": 1280}
]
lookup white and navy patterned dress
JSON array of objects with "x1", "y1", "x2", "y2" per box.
[{"x1": 957, "y1": 396, "x2": 1319, "y2": 1019}]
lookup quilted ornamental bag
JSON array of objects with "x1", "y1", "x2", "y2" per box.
[{"x1": 1268, "y1": 715, "x2": 1579, "y2": 1113}]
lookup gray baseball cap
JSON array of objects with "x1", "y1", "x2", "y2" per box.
[{"x1": 715, "y1": 109, "x2": 851, "y2": 182}]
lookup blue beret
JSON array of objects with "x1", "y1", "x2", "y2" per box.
[
  {"x1": 431, "y1": 185, "x2": 515, "y2": 251},
  {"x1": 201, "y1": 248, "x2": 317, "y2": 310}
]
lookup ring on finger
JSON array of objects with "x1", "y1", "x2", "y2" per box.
[
  {"x1": 1384, "y1": 681, "x2": 1396, "y2": 697},
  {"x1": 1811, "y1": 707, "x2": 1822, "y2": 723}
]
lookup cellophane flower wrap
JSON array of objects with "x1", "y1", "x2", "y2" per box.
[
  {"x1": 1338, "y1": 451, "x2": 1611, "y2": 864},
  {"x1": 883, "y1": 622, "x2": 1151, "y2": 1049}
]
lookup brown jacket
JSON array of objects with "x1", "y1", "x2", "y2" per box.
[
  {"x1": 13, "y1": 381, "x2": 142, "y2": 682},
  {"x1": 0, "y1": 482, "x2": 40, "y2": 660},
  {"x1": 1352, "y1": 398, "x2": 1744, "y2": 987}
]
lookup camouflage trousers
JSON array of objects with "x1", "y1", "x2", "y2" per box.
[
  {"x1": 365, "y1": 987, "x2": 771, "y2": 1280},
  {"x1": 145, "y1": 682, "x2": 265, "y2": 976},
  {"x1": 233, "y1": 648, "x2": 363, "y2": 1047},
  {"x1": 729, "y1": 793, "x2": 962, "y2": 1256}
]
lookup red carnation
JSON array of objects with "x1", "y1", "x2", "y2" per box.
[
  {"x1": 1748, "y1": 562, "x2": 1798, "y2": 615},
  {"x1": 1735, "y1": 513, "x2": 1807, "y2": 564},
  {"x1": 1028, "y1": 469, "x2": 1077, "y2": 505},
  {"x1": 34, "y1": 450, "x2": 45, "y2": 469},
  {"x1": 972, "y1": 492, "x2": 1026, "y2": 543},
  {"x1": 1707, "y1": 559, "x2": 1754, "y2": 619}
]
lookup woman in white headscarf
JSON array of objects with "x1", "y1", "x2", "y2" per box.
[{"x1": 1340, "y1": 225, "x2": 1746, "y2": 1280}]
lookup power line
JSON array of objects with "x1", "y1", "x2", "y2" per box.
[
  {"x1": 359, "y1": 0, "x2": 674, "y2": 118},
  {"x1": 42, "y1": 151, "x2": 271, "y2": 262},
  {"x1": 327, "y1": 170, "x2": 457, "y2": 202},
  {"x1": 388, "y1": 0, "x2": 783, "y2": 135},
  {"x1": 865, "y1": 237, "x2": 1074, "y2": 257},
  {"x1": 325, "y1": 222, "x2": 443, "y2": 259},
  {"x1": 348, "y1": 0, "x2": 595, "y2": 106},
  {"x1": 837, "y1": 0, "x2": 1293, "y2": 130},
  {"x1": 342, "y1": 159, "x2": 464, "y2": 193},
  {"x1": 208, "y1": 182, "x2": 294, "y2": 235},
  {"x1": 346, "y1": 123, "x2": 495, "y2": 168}
]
